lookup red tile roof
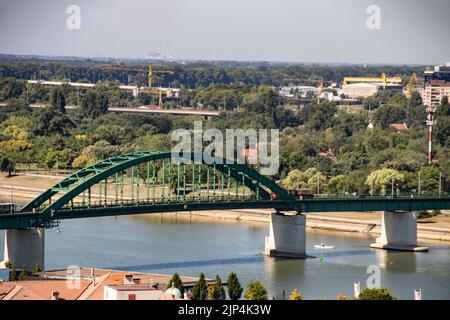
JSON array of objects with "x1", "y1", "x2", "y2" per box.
[
  {"x1": 0, "y1": 280, "x2": 91, "y2": 300},
  {"x1": 389, "y1": 123, "x2": 408, "y2": 131},
  {"x1": 0, "y1": 283, "x2": 16, "y2": 300}
]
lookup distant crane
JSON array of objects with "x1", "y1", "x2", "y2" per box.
[
  {"x1": 406, "y1": 73, "x2": 418, "y2": 97},
  {"x1": 343, "y1": 73, "x2": 402, "y2": 89},
  {"x1": 102, "y1": 64, "x2": 174, "y2": 108}
]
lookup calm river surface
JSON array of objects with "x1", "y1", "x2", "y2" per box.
[{"x1": 2, "y1": 213, "x2": 450, "y2": 300}]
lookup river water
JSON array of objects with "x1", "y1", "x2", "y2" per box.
[{"x1": 1, "y1": 213, "x2": 450, "y2": 300}]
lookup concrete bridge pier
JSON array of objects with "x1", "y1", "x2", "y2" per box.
[
  {"x1": 1, "y1": 228, "x2": 45, "y2": 271},
  {"x1": 370, "y1": 211, "x2": 428, "y2": 252},
  {"x1": 264, "y1": 212, "x2": 307, "y2": 258}
]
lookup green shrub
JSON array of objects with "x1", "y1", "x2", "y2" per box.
[
  {"x1": 358, "y1": 288, "x2": 396, "y2": 300},
  {"x1": 244, "y1": 281, "x2": 268, "y2": 300}
]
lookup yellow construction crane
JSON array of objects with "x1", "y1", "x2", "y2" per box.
[
  {"x1": 343, "y1": 73, "x2": 402, "y2": 89},
  {"x1": 406, "y1": 73, "x2": 418, "y2": 97},
  {"x1": 308, "y1": 76, "x2": 324, "y2": 94},
  {"x1": 102, "y1": 64, "x2": 174, "y2": 107},
  {"x1": 102, "y1": 64, "x2": 173, "y2": 88},
  {"x1": 148, "y1": 65, "x2": 174, "y2": 89}
]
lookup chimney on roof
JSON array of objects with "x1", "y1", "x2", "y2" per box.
[
  {"x1": 90, "y1": 268, "x2": 94, "y2": 277},
  {"x1": 51, "y1": 291, "x2": 59, "y2": 300},
  {"x1": 124, "y1": 274, "x2": 134, "y2": 284}
]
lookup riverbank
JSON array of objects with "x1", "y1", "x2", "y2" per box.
[{"x1": 170, "y1": 209, "x2": 450, "y2": 242}]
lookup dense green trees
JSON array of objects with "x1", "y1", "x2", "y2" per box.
[
  {"x1": 207, "y1": 275, "x2": 226, "y2": 300},
  {"x1": 0, "y1": 60, "x2": 448, "y2": 194},
  {"x1": 358, "y1": 288, "x2": 397, "y2": 300},
  {"x1": 244, "y1": 281, "x2": 268, "y2": 300},
  {"x1": 227, "y1": 273, "x2": 243, "y2": 300},
  {"x1": 167, "y1": 273, "x2": 184, "y2": 295},
  {"x1": 289, "y1": 289, "x2": 304, "y2": 300},
  {"x1": 81, "y1": 90, "x2": 109, "y2": 118},
  {"x1": 435, "y1": 96, "x2": 450, "y2": 146},
  {"x1": 374, "y1": 105, "x2": 406, "y2": 129},
  {"x1": 307, "y1": 101, "x2": 337, "y2": 131},
  {"x1": 192, "y1": 273, "x2": 208, "y2": 300},
  {"x1": 49, "y1": 86, "x2": 66, "y2": 113},
  {"x1": 0, "y1": 78, "x2": 25, "y2": 101}
]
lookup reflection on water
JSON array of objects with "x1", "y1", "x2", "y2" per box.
[
  {"x1": 1, "y1": 213, "x2": 450, "y2": 299},
  {"x1": 375, "y1": 250, "x2": 417, "y2": 273},
  {"x1": 106, "y1": 256, "x2": 264, "y2": 272}
]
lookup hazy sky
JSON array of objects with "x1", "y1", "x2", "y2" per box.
[{"x1": 0, "y1": 0, "x2": 449, "y2": 64}]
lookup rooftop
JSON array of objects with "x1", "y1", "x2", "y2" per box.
[{"x1": 0, "y1": 267, "x2": 211, "y2": 300}]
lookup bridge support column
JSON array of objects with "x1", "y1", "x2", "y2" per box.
[
  {"x1": 370, "y1": 211, "x2": 428, "y2": 252},
  {"x1": 264, "y1": 212, "x2": 307, "y2": 258},
  {"x1": 1, "y1": 228, "x2": 45, "y2": 271}
]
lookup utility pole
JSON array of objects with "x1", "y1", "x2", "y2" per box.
[
  {"x1": 10, "y1": 184, "x2": 13, "y2": 213},
  {"x1": 317, "y1": 173, "x2": 320, "y2": 196},
  {"x1": 439, "y1": 172, "x2": 442, "y2": 197},
  {"x1": 426, "y1": 106, "x2": 436, "y2": 164},
  {"x1": 418, "y1": 170, "x2": 421, "y2": 196},
  {"x1": 391, "y1": 178, "x2": 394, "y2": 197}
]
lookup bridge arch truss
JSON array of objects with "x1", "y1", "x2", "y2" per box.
[{"x1": 20, "y1": 151, "x2": 295, "y2": 221}]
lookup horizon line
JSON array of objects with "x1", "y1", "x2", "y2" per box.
[{"x1": 0, "y1": 52, "x2": 439, "y2": 67}]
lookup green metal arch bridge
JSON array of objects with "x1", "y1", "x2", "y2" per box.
[{"x1": 1, "y1": 151, "x2": 450, "y2": 230}]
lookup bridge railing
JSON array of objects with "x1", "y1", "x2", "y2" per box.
[
  {"x1": 313, "y1": 193, "x2": 450, "y2": 199},
  {"x1": 39, "y1": 194, "x2": 264, "y2": 212}
]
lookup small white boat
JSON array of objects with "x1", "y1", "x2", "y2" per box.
[{"x1": 314, "y1": 243, "x2": 335, "y2": 249}]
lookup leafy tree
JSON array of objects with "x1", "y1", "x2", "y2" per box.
[
  {"x1": 289, "y1": 289, "x2": 303, "y2": 300},
  {"x1": 328, "y1": 175, "x2": 349, "y2": 194},
  {"x1": 407, "y1": 91, "x2": 422, "y2": 109},
  {"x1": 242, "y1": 86, "x2": 281, "y2": 115},
  {"x1": 227, "y1": 272, "x2": 243, "y2": 300},
  {"x1": 435, "y1": 96, "x2": 450, "y2": 146},
  {"x1": 2, "y1": 125, "x2": 28, "y2": 140},
  {"x1": 192, "y1": 273, "x2": 208, "y2": 300},
  {"x1": 0, "y1": 153, "x2": 16, "y2": 177},
  {"x1": 81, "y1": 90, "x2": 109, "y2": 118},
  {"x1": 0, "y1": 78, "x2": 25, "y2": 100},
  {"x1": 282, "y1": 169, "x2": 305, "y2": 189},
  {"x1": 207, "y1": 275, "x2": 226, "y2": 300},
  {"x1": 282, "y1": 168, "x2": 325, "y2": 192},
  {"x1": 358, "y1": 288, "x2": 397, "y2": 300},
  {"x1": 167, "y1": 273, "x2": 184, "y2": 295},
  {"x1": 244, "y1": 281, "x2": 268, "y2": 300},
  {"x1": 92, "y1": 124, "x2": 126, "y2": 145},
  {"x1": 49, "y1": 86, "x2": 66, "y2": 113},
  {"x1": 32, "y1": 108, "x2": 73, "y2": 136},
  {"x1": 419, "y1": 166, "x2": 440, "y2": 194},
  {"x1": 374, "y1": 105, "x2": 406, "y2": 129},
  {"x1": 366, "y1": 168, "x2": 405, "y2": 195},
  {"x1": 307, "y1": 101, "x2": 337, "y2": 131}
]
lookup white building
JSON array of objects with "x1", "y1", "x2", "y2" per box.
[
  {"x1": 279, "y1": 86, "x2": 319, "y2": 97},
  {"x1": 104, "y1": 284, "x2": 168, "y2": 300},
  {"x1": 342, "y1": 83, "x2": 402, "y2": 98}
]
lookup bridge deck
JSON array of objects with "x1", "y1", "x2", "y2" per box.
[{"x1": 1, "y1": 196, "x2": 450, "y2": 230}]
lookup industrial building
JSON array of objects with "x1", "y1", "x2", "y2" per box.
[
  {"x1": 340, "y1": 73, "x2": 403, "y2": 98},
  {"x1": 342, "y1": 82, "x2": 403, "y2": 98},
  {"x1": 279, "y1": 86, "x2": 319, "y2": 98}
]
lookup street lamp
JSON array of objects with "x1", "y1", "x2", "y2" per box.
[
  {"x1": 391, "y1": 178, "x2": 395, "y2": 197},
  {"x1": 418, "y1": 169, "x2": 422, "y2": 196}
]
